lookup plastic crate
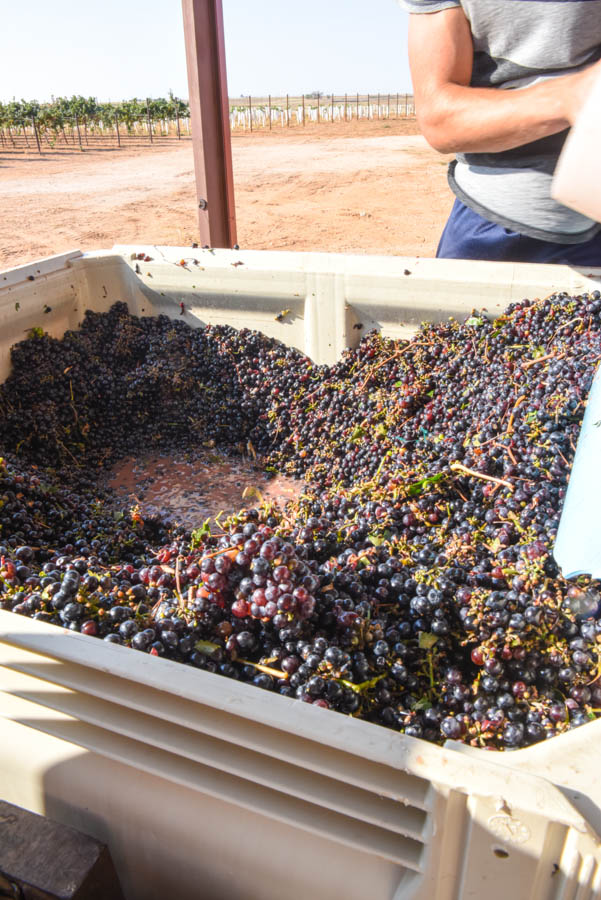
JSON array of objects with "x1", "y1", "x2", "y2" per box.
[{"x1": 1, "y1": 247, "x2": 601, "y2": 900}]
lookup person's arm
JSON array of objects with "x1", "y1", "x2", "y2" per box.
[{"x1": 409, "y1": 7, "x2": 601, "y2": 154}]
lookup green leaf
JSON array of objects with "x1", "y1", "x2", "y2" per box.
[
  {"x1": 194, "y1": 640, "x2": 221, "y2": 657},
  {"x1": 406, "y1": 472, "x2": 444, "y2": 496},
  {"x1": 367, "y1": 529, "x2": 392, "y2": 547},
  {"x1": 190, "y1": 517, "x2": 212, "y2": 548},
  {"x1": 418, "y1": 632, "x2": 438, "y2": 650},
  {"x1": 465, "y1": 315, "x2": 484, "y2": 327},
  {"x1": 412, "y1": 697, "x2": 432, "y2": 711},
  {"x1": 350, "y1": 425, "x2": 365, "y2": 443}
]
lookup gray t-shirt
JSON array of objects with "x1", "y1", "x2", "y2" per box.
[{"x1": 398, "y1": 0, "x2": 601, "y2": 242}]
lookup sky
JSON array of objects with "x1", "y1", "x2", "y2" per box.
[{"x1": 0, "y1": 0, "x2": 412, "y2": 104}]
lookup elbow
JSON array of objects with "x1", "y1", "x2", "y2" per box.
[{"x1": 416, "y1": 106, "x2": 460, "y2": 155}]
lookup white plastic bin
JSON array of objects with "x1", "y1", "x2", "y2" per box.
[{"x1": 1, "y1": 246, "x2": 601, "y2": 900}]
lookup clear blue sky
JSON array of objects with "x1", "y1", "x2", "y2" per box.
[{"x1": 0, "y1": 0, "x2": 411, "y2": 103}]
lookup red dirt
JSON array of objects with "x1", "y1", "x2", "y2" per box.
[{"x1": 0, "y1": 119, "x2": 454, "y2": 269}]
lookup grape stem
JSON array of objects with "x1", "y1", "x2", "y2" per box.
[
  {"x1": 522, "y1": 352, "x2": 565, "y2": 371},
  {"x1": 359, "y1": 341, "x2": 416, "y2": 391},
  {"x1": 450, "y1": 461, "x2": 514, "y2": 492}
]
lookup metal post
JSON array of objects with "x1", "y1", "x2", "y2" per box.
[
  {"x1": 367, "y1": 93, "x2": 370, "y2": 120},
  {"x1": 331, "y1": 93, "x2": 334, "y2": 123},
  {"x1": 31, "y1": 116, "x2": 42, "y2": 154},
  {"x1": 302, "y1": 94, "x2": 305, "y2": 126},
  {"x1": 268, "y1": 94, "x2": 272, "y2": 130},
  {"x1": 182, "y1": 0, "x2": 237, "y2": 247},
  {"x1": 396, "y1": 92, "x2": 399, "y2": 118},
  {"x1": 377, "y1": 93, "x2": 380, "y2": 119},
  {"x1": 248, "y1": 94, "x2": 252, "y2": 132},
  {"x1": 146, "y1": 99, "x2": 153, "y2": 143},
  {"x1": 286, "y1": 94, "x2": 289, "y2": 127},
  {"x1": 22, "y1": 124, "x2": 30, "y2": 150},
  {"x1": 344, "y1": 93, "x2": 347, "y2": 121},
  {"x1": 405, "y1": 93, "x2": 408, "y2": 116},
  {"x1": 387, "y1": 93, "x2": 390, "y2": 118},
  {"x1": 115, "y1": 111, "x2": 121, "y2": 148},
  {"x1": 316, "y1": 92, "x2": 320, "y2": 124}
]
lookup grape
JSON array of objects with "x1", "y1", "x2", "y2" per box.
[{"x1": 1, "y1": 294, "x2": 601, "y2": 749}]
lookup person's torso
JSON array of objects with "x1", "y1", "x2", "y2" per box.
[{"x1": 452, "y1": 0, "x2": 601, "y2": 240}]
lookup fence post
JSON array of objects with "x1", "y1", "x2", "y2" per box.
[
  {"x1": 114, "y1": 111, "x2": 121, "y2": 147},
  {"x1": 367, "y1": 93, "x2": 370, "y2": 120},
  {"x1": 377, "y1": 93, "x2": 380, "y2": 119},
  {"x1": 316, "y1": 92, "x2": 320, "y2": 124},
  {"x1": 396, "y1": 92, "x2": 399, "y2": 118},
  {"x1": 344, "y1": 93, "x2": 348, "y2": 121},
  {"x1": 302, "y1": 93, "x2": 305, "y2": 126},
  {"x1": 387, "y1": 93, "x2": 390, "y2": 118},
  {"x1": 405, "y1": 93, "x2": 408, "y2": 116},
  {"x1": 31, "y1": 116, "x2": 42, "y2": 154},
  {"x1": 331, "y1": 93, "x2": 334, "y2": 123},
  {"x1": 286, "y1": 93, "x2": 289, "y2": 127},
  {"x1": 146, "y1": 98, "x2": 153, "y2": 143},
  {"x1": 175, "y1": 98, "x2": 181, "y2": 139},
  {"x1": 268, "y1": 94, "x2": 271, "y2": 130},
  {"x1": 248, "y1": 94, "x2": 252, "y2": 131}
]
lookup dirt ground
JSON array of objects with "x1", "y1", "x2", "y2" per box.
[{"x1": 0, "y1": 119, "x2": 455, "y2": 270}]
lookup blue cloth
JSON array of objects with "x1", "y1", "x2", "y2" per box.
[{"x1": 436, "y1": 199, "x2": 601, "y2": 265}]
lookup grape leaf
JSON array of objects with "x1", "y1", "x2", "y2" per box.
[{"x1": 418, "y1": 632, "x2": 438, "y2": 650}]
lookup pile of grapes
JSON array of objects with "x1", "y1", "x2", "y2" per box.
[{"x1": 1, "y1": 294, "x2": 601, "y2": 750}]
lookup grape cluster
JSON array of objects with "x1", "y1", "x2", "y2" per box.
[{"x1": 1, "y1": 294, "x2": 601, "y2": 750}]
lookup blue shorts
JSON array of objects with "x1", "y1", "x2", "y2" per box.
[{"x1": 436, "y1": 199, "x2": 601, "y2": 266}]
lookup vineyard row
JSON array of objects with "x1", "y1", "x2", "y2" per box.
[{"x1": 0, "y1": 92, "x2": 415, "y2": 153}]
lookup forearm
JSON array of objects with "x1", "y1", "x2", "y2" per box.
[
  {"x1": 417, "y1": 78, "x2": 572, "y2": 154},
  {"x1": 408, "y1": 7, "x2": 601, "y2": 156}
]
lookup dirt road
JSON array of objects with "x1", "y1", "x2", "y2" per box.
[{"x1": 0, "y1": 120, "x2": 454, "y2": 269}]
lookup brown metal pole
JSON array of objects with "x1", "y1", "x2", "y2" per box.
[{"x1": 182, "y1": 0, "x2": 237, "y2": 247}]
